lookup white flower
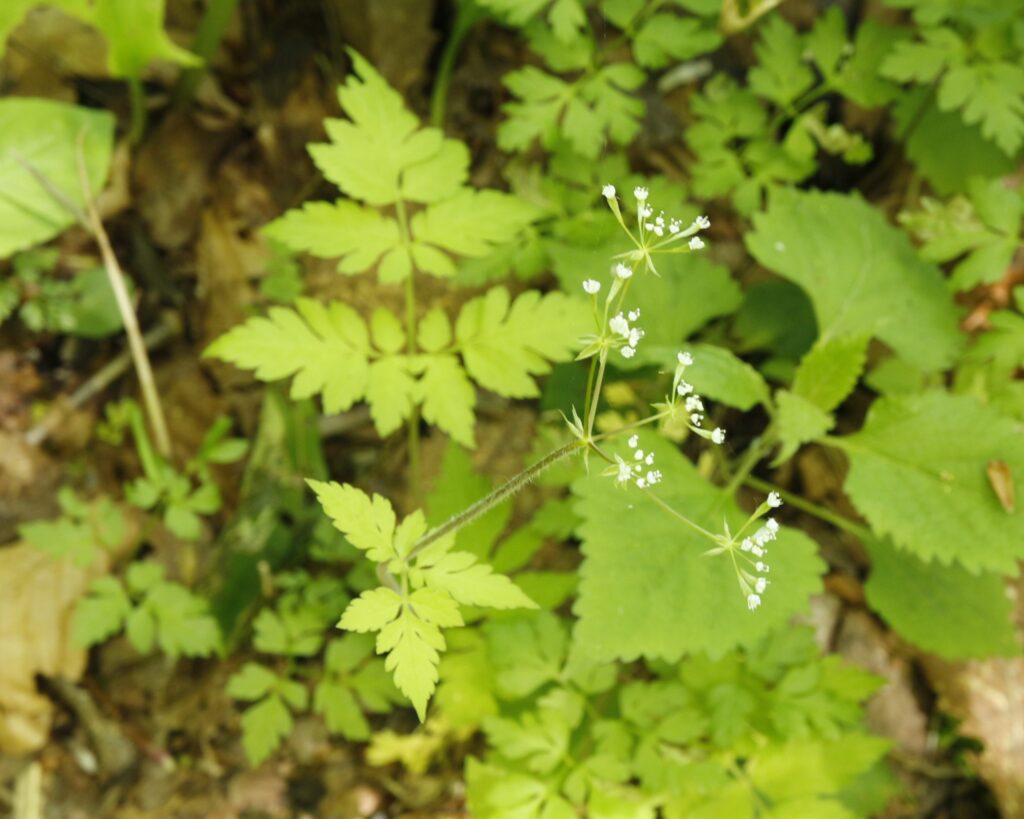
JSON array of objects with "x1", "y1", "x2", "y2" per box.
[
  {"x1": 677, "y1": 351, "x2": 693, "y2": 367},
  {"x1": 685, "y1": 396, "x2": 704, "y2": 412},
  {"x1": 615, "y1": 457, "x2": 632, "y2": 484},
  {"x1": 676, "y1": 381, "x2": 694, "y2": 396},
  {"x1": 602, "y1": 184, "x2": 616, "y2": 198},
  {"x1": 694, "y1": 215, "x2": 711, "y2": 230},
  {"x1": 627, "y1": 309, "x2": 640, "y2": 321},
  {"x1": 711, "y1": 428, "x2": 726, "y2": 445},
  {"x1": 634, "y1": 186, "x2": 649, "y2": 201},
  {"x1": 767, "y1": 491, "x2": 782, "y2": 508},
  {"x1": 688, "y1": 236, "x2": 705, "y2": 250},
  {"x1": 747, "y1": 594, "x2": 761, "y2": 610},
  {"x1": 634, "y1": 449, "x2": 645, "y2": 461},
  {"x1": 628, "y1": 328, "x2": 643, "y2": 347},
  {"x1": 756, "y1": 562, "x2": 767, "y2": 573},
  {"x1": 621, "y1": 346, "x2": 636, "y2": 359},
  {"x1": 766, "y1": 518, "x2": 779, "y2": 534},
  {"x1": 646, "y1": 470, "x2": 662, "y2": 485},
  {"x1": 610, "y1": 314, "x2": 630, "y2": 337},
  {"x1": 690, "y1": 413, "x2": 702, "y2": 425},
  {"x1": 669, "y1": 220, "x2": 681, "y2": 234},
  {"x1": 740, "y1": 538, "x2": 753, "y2": 552},
  {"x1": 754, "y1": 577, "x2": 768, "y2": 594},
  {"x1": 614, "y1": 263, "x2": 633, "y2": 280},
  {"x1": 583, "y1": 279, "x2": 601, "y2": 295},
  {"x1": 627, "y1": 434, "x2": 639, "y2": 448}
]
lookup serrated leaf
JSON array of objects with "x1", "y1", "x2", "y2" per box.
[
  {"x1": 227, "y1": 662, "x2": 279, "y2": 701},
  {"x1": 408, "y1": 587, "x2": 464, "y2": 627},
  {"x1": 456, "y1": 287, "x2": 587, "y2": 398},
  {"x1": 774, "y1": 390, "x2": 834, "y2": 465},
  {"x1": 864, "y1": 539, "x2": 1018, "y2": 658},
  {"x1": 633, "y1": 14, "x2": 722, "y2": 69},
  {"x1": 680, "y1": 343, "x2": 771, "y2": 411},
  {"x1": 239, "y1": 694, "x2": 292, "y2": 765},
  {"x1": 340, "y1": 587, "x2": 403, "y2": 632},
  {"x1": 263, "y1": 200, "x2": 400, "y2": 277},
  {"x1": 205, "y1": 299, "x2": 370, "y2": 414},
  {"x1": 415, "y1": 355, "x2": 476, "y2": 447},
  {"x1": 572, "y1": 432, "x2": 825, "y2": 663},
  {"x1": 746, "y1": 188, "x2": 962, "y2": 372},
  {"x1": 377, "y1": 607, "x2": 445, "y2": 720},
  {"x1": 72, "y1": 576, "x2": 130, "y2": 647},
  {"x1": 146, "y1": 583, "x2": 221, "y2": 658},
  {"x1": 307, "y1": 481, "x2": 396, "y2": 561},
  {"x1": 366, "y1": 356, "x2": 417, "y2": 436},
  {"x1": 791, "y1": 336, "x2": 869, "y2": 412},
  {"x1": 938, "y1": 61, "x2": 1024, "y2": 155},
  {"x1": 748, "y1": 15, "x2": 815, "y2": 107},
  {"x1": 314, "y1": 680, "x2": 371, "y2": 739},
  {"x1": 838, "y1": 391, "x2": 1024, "y2": 572},
  {"x1": 308, "y1": 52, "x2": 468, "y2": 205},
  {"x1": 881, "y1": 26, "x2": 962, "y2": 83},
  {"x1": 484, "y1": 710, "x2": 571, "y2": 774},
  {"x1": 420, "y1": 550, "x2": 538, "y2": 610},
  {"x1": 749, "y1": 735, "x2": 890, "y2": 802},
  {"x1": 0, "y1": 98, "x2": 114, "y2": 258}
]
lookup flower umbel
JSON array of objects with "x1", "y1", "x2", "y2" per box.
[{"x1": 603, "y1": 433, "x2": 662, "y2": 489}]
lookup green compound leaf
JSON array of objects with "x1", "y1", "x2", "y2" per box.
[
  {"x1": 0, "y1": 98, "x2": 114, "y2": 258},
  {"x1": 837, "y1": 391, "x2": 1024, "y2": 573},
  {"x1": 238, "y1": 694, "x2": 293, "y2": 766},
  {"x1": 791, "y1": 335, "x2": 869, "y2": 413},
  {"x1": 204, "y1": 298, "x2": 370, "y2": 414},
  {"x1": 410, "y1": 189, "x2": 541, "y2": 276},
  {"x1": 377, "y1": 606, "x2": 446, "y2": 721},
  {"x1": 937, "y1": 61, "x2": 1024, "y2": 156},
  {"x1": 746, "y1": 188, "x2": 962, "y2": 372},
  {"x1": 572, "y1": 433, "x2": 825, "y2": 663},
  {"x1": 314, "y1": 681, "x2": 370, "y2": 740},
  {"x1": 263, "y1": 200, "x2": 400, "y2": 277},
  {"x1": 632, "y1": 13, "x2": 722, "y2": 69},
  {"x1": 307, "y1": 481, "x2": 397, "y2": 562},
  {"x1": 309, "y1": 52, "x2": 468, "y2": 206},
  {"x1": 864, "y1": 539, "x2": 1019, "y2": 659},
  {"x1": 774, "y1": 390, "x2": 834, "y2": 465},
  {"x1": 340, "y1": 587, "x2": 404, "y2": 632},
  {"x1": 415, "y1": 355, "x2": 476, "y2": 447},
  {"x1": 418, "y1": 550, "x2": 539, "y2": 610},
  {"x1": 72, "y1": 576, "x2": 131, "y2": 648},
  {"x1": 456, "y1": 287, "x2": 588, "y2": 398},
  {"x1": 748, "y1": 15, "x2": 815, "y2": 107},
  {"x1": 92, "y1": 0, "x2": 200, "y2": 78},
  {"x1": 227, "y1": 662, "x2": 279, "y2": 701}
]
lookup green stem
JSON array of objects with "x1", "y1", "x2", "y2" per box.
[
  {"x1": 395, "y1": 197, "x2": 421, "y2": 498},
  {"x1": 744, "y1": 475, "x2": 873, "y2": 541},
  {"x1": 642, "y1": 488, "x2": 720, "y2": 543},
  {"x1": 127, "y1": 77, "x2": 147, "y2": 145},
  {"x1": 173, "y1": 0, "x2": 240, "y2": 105},
  {"x1": 586, "y1": 351, "x2": 608, "y2": 436},
  {"x1": 408, "y1": 442, "x2": 582, "y2": 559},
  {"x1": 719, "y1": 424, "x2": 774, "y2": 501},
  {"x1": 429, "y1": 1, "x2": 485, "y2": 128}
]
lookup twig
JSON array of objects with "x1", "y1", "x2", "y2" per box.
[
  {"x1": 75, "y1": 132, "x2": 172, "y2": 458},
  {"x1": 24, "y1": 317, "x2": 178, "y2": 447}
]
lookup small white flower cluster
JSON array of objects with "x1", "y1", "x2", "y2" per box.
[
  {"x1": 673, "y1": 351, "x2": 725, "y2": 444},
  {"x1": 739, "y1": 516, "x2": 778, "y2": 610},
  {"x1": 612, "y1": 433, "x2": 663, "y2": 489},
  {"x1": 610, "y1": 309, "x2": 644, "y2": 358}
]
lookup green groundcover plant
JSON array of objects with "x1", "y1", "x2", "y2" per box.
[{"x1": 8, "y1": 1, "x2": 1024, "y2": 814}]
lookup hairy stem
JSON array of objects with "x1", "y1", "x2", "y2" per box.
[{"x1": 407, "y1": 441, "x2": 582, "y2": 560}]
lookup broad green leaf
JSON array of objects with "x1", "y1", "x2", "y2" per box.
[
  {"x1": 0, "y1": 98, "x2": 114, "y2": 258},
  {"x1": 837, "y1": 391, "x2": 1024, "y2": 572},
  {"x1": 307, "y1": 481, "x2": 396, "y2": 561},
  {"x1": 308, "y1": 52, "x2": 468, "y2": 205},
  {"x1": 681, "y1": 344, "x2": 771, "y2": 411},
  {"x1": 893, "y1": 90, "x2": 1016, "y2": 195},
  {"x1": 774, "y1": 390, "x2": 834, "y2": 465},
  {"x1": 791, "y1": 336, "x2": 869, "y2": 412},
  {"x1": 746, "y1": 188, "x2": 962, "y2": 372},
  {"x1": 72, "y1": 576, "x2": 130, "y2": 647},
  {"x1": 92, "y1": 0, "x2": 200, "y2": 78},
  {"x1": 340, "y1": 587, "x2": 403, "y2": 632},
  {"x1": 377, "y1": 607, "x2": 445, "y2": 720},
  {"x1": 204, "y1": 299, "x2": 370, "y2": 414},
  {"x1": 227, "y1": 663, "x2": 279, "y2": 701},
  {"x1": 572, "y1": 432, "x2": 825, "y2": 663},
  {"x1": 239, "y1": 694, "x2": 292, "y2": 765},
  {"x1": 415, "y1": 355, "x2": 476, "y2": 447},
  {"x1": 419, "y1": 550, "x2": 539, "y2": 610},
  {"x1": 865, "y1": 539, "x2": 1018, "y2": 658},
  {"x1": 937, "y1": 61, "x2": 1024, "y2": 156},
  {"x1": 456, "y1": 287, "x2": 587, "y2": 398},
  {"x1": 262, "y1": 200, "x2": 400, "y2": 277}
]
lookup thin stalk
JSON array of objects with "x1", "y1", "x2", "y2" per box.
[
  {"x1": 586, "y1": 351, "x2": 608, "y2": 435},
  {"x1": 719, "y1": 424, "x2": 774, "y2": 501},
  {"x1": 394, "y1": 197, "x2": 421, "y2": 497},
  {"x1": 174, "y1": 0, "x2": 240, "y2": 105},
  {"x1": 642, "y1": 488, "x2": 720, "y2": 542},
  {"x1": 408, "y1": 441, "x2": 582, "y2": 559},
  {"x1": 429, "y1": 1, "x2": 484, "y2": 128},
  {"x1": 77, "y1": 137, "x2": 172, "y2": 458},
  {"x1": 590, "y1": 409, "x2": 669, "y2": 443},
  {"x1": 744, "y1": 475, "x2": 873, "y2": 541}
]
